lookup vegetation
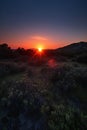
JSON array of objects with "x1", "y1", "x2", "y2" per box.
[{"x1": 0, "y1": 42, "x2": 87, "y2": 130}]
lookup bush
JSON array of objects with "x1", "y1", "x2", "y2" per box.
[
  {"x1": 0, "y1": 62, "x2": 26, "y2": 77},
  {"x1": 48, "y1": 104, "x2": 86, "y2": 130}
]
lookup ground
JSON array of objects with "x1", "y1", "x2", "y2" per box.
[{"x1": 0, "y1": 60, "x2": 87, "y2": 130}]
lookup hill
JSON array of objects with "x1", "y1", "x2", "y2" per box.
[
  {"x1": 55, "y1": 41, "x2": 87, "y2": 63},
  {"x1": 56, "y1": 41, "x2": 87, "y2": 55}
]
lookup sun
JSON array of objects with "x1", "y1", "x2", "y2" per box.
[{"x1": 38, "y1": 48, "x2": 43, "y2": 52}]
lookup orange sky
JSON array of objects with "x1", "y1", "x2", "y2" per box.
[
  {"x1": 0, "y1": 34, "x2": 86, "y2": 49},
  {"x1": 0, "y1": 35, "x2": 70, "y2": 49}
]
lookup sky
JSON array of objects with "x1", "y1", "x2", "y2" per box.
[{"x1": 0, "y1": 0, "x2": 87, "y2": 49}]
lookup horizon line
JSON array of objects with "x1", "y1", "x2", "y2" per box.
[{"x1": 0, "y1": 41, "x2": 87, "y2": 50}]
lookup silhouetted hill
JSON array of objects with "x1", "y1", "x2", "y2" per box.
[
  {"x1": 56, "y1": 41, "x2": 87, "y2": 54},
  {"x1": 55, "y1": 41, "x2": 87, "y2": 63}
]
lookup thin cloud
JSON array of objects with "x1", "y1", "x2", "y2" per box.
[{"x1": 31, "y1": 36, "x2": 47, "y2": 41}]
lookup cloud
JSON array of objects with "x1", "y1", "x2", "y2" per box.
[{"x1": 31, "y1": 36, "x2": 47, "y2": 41}]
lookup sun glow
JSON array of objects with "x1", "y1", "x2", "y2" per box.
[{"x1": 38, "y1": 48, "x2": 43, "y2": 52}]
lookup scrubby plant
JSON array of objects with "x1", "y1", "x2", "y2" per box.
[
  {"x1": 48, "y1": 104, "x2": 86, "y2": 130},
  {"x1": 0, "y1": 62, "x2": 26, "y2": 78}
]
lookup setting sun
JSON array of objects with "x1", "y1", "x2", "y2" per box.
[{"x1": 38, "y1": 48, "x2": 43, "y2": 52}]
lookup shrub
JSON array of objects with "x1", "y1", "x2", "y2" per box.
[
  {"x1": 48, "y1": 104, "x2": 86, "y2": 130},
  {"x1": 0, "y1": 62, "x2": 26, "y2": 77}
]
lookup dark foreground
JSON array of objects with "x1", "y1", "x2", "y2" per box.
[
  {"x1": 0, "y1": 42, "x2": 87, "y2": 130},
  {"x1": 0, "y1": 60, "x2": 87, "y2": 130}
]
